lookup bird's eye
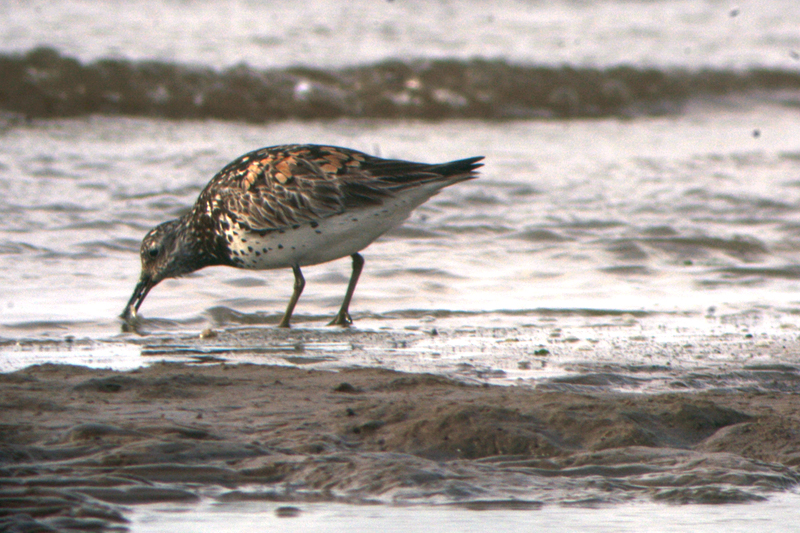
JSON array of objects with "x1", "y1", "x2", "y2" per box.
[{"x1": 147, "y1": 247, "x2": 159, "y2": 258}]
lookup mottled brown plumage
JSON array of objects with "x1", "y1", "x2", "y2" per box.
[{"x1": 123, "y1": 144, "x2": 483, "y2": 327}]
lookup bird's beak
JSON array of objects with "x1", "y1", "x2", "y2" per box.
[{"x1": 121, "y1": 275, "x2": 154, "y2": 322}]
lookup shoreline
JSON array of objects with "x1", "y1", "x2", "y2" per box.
[{"x1": 2, "y1": 355, "x2": 799, "y2": 530}]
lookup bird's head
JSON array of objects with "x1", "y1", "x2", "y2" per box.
[{"x1": 122, "y1": 218, "x2": 196, "y2": 322}]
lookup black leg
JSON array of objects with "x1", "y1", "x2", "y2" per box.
[
  {"x1": 329, "y1": 253, "x2": 364, "y2": 327},
  {"x1": 278, "y1": 265, "x2": 305, "y2": 328}
]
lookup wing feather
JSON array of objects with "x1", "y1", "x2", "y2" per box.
[{"x1": 194, "y1": 144, "x2": 482, "y2": 232}]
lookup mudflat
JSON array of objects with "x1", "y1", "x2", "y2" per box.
[{"x1": 2, "y1": 332, "x2": 800, "y2": 530}]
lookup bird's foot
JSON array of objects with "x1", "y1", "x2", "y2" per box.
[
  {"x1": 120, "y1": 306, "x2": 143, "y2": 333},
  {"x1": 328, "y1": 311, "x2": 353, "y2": 327}
]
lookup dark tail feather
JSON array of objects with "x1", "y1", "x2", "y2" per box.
[
  {"x1": 369, "y1": 155, "x2": 484, "y2": 191},
  {"x1": 431, "y1": 156, "x2": 484, "y2": 177}
]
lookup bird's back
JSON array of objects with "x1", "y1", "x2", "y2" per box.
[{"x1": 194, "y1": 144, "x2": 482, "y2": 232}]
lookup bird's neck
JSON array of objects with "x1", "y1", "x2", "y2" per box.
[{"x1": 179, "y1": 212, "x2": 232, "y2": 269}]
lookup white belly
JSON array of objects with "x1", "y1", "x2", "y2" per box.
[{"x1": 225, "y1": 187, "x2": 437, "y2": 269}]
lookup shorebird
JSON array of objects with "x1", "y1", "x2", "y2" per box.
[{"x1": 122, "y1": 144, "x2": 483, "y2": 327}]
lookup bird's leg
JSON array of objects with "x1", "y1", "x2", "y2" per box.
[
  {"x1": 329, "y1": 253, "x2": 364, "y2": 327},
  {"x1": 278, "y1": 265, "x2": 305, "y2": 328}
]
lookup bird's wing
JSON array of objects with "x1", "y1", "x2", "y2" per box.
[{"x1": 197, "y1": 144, "x2": 482, "y2": 232}]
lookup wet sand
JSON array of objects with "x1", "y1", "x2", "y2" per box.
[{"x1": 2, "y1": 326, "x2": 800, "y2": 531}]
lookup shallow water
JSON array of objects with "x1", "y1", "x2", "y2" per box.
[
  {"x1": 2, "y1": 101, "x2": 800, "y2": 338},
  {"x1": 4, "y1": 0, "x2": 799, "y2": 69},
  {"x1": 131, "y1": 493, "x2": 800, "y2": 533},
  {"x1": 2, "y1": 99, "x2": 800, "y2": 406}
]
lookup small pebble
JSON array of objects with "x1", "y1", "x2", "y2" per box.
[
  {"x1": 333, "y1": 382, "x2": 360, "y2": 393},
  {"x1": 199, "y1": 328, "x2": 217, "y2": 339}
]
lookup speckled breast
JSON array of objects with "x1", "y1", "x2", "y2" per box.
[{"x1": 220, "y1": 194, "x2": 422, "y2": 270}]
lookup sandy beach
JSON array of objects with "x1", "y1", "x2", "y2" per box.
[{"x1": 3, "y1": 323, "x2": 800, "y2": 531}]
